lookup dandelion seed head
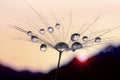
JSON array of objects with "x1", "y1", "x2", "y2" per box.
[{"x1": 7, "y1": 0, "x2": 120, "y2": 74}]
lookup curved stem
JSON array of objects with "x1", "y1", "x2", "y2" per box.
[{"x1": 54, "y1": 52, "x2": 62, "y2": 80}]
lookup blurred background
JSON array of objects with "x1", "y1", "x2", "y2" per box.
[{"x1": 0, "y1": 0, "x2": 120, "y2": 80}]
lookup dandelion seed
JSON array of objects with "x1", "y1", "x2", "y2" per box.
[{"x1": 10, "y1": 0, "x2": 120, "y2": 80}]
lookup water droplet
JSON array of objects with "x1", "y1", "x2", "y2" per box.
[
  {"x1": 55, "y1": 42, "x2": 69, "y2": 53},
  {"x1": 27, "y1": 31, "x2": 32, "y2": 36},
  {"x1": 82, "y1": 36, "x2": 88, "y2": 41},
  {"x1": 48, "y1": 27, "x2": 54, "y2": 33},
  {"x1": 71, "y1": 42, "x2": 82, "y2": 52},
  {"x1": 55, "y1": 23, "x2": 60, "y2": 29},
  {"x1": 95, "y1": 37, "x2": 101, "y2": 43},
  {"x1": 39, "y1": 29, "x2": 46, "y2": 34},
  {"x1": 40, "y1": 44, "x2": 47, "y2": 52},
  {"x1": 71, "y1": 33, "x2": 80, "y2": 41},
  {"x1": 31, "y1": 36, "x2": 39, "y2": 42}
]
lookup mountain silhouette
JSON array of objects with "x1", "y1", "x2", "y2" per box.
[{"x1": 0, "y1": 45, "x2": 120, "y2": 80}]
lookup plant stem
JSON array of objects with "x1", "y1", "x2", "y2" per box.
[{"x1": 54, "y1": 52, "x2": 62, "y2": 80}]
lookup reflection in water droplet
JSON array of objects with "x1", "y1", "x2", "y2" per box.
[
  {"x1": 55, "y1": 23, "x2": 60, "y2": 29},
  {"x1": 48, "y1": 27, "x2": 54, "y2": 33},
  {"x1": 27, "y1": 31, "x2": 32, "y2": 36},
  {"x1": 39, "y1": 29, "x2": 46, "y2": 34},
  {"x1": 82, "y1": 36, "x2": 88, "y2": 41},
  {"x1": 55, "y1": 42, "x2": 69, "y2": 53},
  {"x1": 71, "y1": 42, "x2": 82, "y2": 52},
  {"x1": 95, "y1": 37, "x2": 101, "y2": 43},
  {"x1": 31, "y1": 36, "x2": 39, "y2": 42},
  {"x1": 71, "y1": 33, "x2": 80, "y2": 41},
  {"x1": 40, "y1": 44, "x2": 47, "y2": 52}
]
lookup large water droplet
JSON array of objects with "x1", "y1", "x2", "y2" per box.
[
  {"x1": 40, "y1": 44, "x2": 47, "y2": 52},
  {"x1": 82, "y1": 36, "x2": 88, "y2": 41},
  {"x1": 27, "y1": 31, "x2": 32, "y2": 36},
  {"x1": 31, "y1": 36, "x2": 39, "y2": 42},
  {"x1": 71, "y1": 42, "x2": 83, "y2": 52},
  {"x1": 55, "y1": 23, "x2": 60, "y2": 29},
  {"x1": 39, "y1": 29, "x2": 46, "y2": 34},
  {"x1": 95, "y1": 37, "x2": 101, "y2": 43},
  {"x1": 71, "y1": 33, "x2": 80, "y2": 41},
  {"x1": 55, "y1": 42, "x2": 69, "y2": 53},
  {"x1": 48, "y1": 27, "x2": 54, "y2": 33}
]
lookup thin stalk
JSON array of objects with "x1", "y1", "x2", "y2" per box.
[{"x1": 54, "y1": 52, "x2": 62, "y2": 80}]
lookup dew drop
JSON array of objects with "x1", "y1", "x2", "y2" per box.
[
  {"x1": 71, "y1": 33, "x2": 80, "y2": 41},
  {"x1": 71, "y1": 42, "x2": 83, "y2": 52},
  {"x1": 39, "y1": 29, "x2": 46, "y2": 34},
  {"x1": 95, "y1": 37, "x2": 101, "y2": 43},
  {"x1": 48, "y1": 27, "x2": 54, "y2": 33},
  {"x1": 55, "y1": 42, "x2": 69, "y2": 53},
  {"x1": 40, "y1": 44, "x2": 47, "y2": 52},
  {"x1": 82, "y1": 36, "x2": 88, "y2": 41},
  {"x1": 27, "y1": 31, "x2": 32, "y2": 36},
  {"x1": 31, "y1": 36, "x2": 39, "y2": 42},
  {"x1": 55, "y1": 23, "x2": 60, "y2": 29}
]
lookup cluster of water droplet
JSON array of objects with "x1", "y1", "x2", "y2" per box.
[
  {"x1": 70, "y1": 33, "x2": 101, "y2": 52},
  {"x1": 27, "y1": 22, "x2": 102, "y2": 53},
  {"x1": 26, "y1": 23, "x2": 62, "y2": 52}
]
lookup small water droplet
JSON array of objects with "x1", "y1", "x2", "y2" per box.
[
  {"x1": 39, "y1": 29, "x2": 46, "y2": 34},
  {"x1": 31, "y1": 36, "x2": 39, "y2": 42},
  {"x1": 55, "y1": 23, "x2": 60, "y2": 29},
  {"x1": 48, "y1": 27, "x2": 54, "y2": 33},
  {"x1": 95, "y1": 37, "x2": 101, "y2": 43},
  {"x1": 82, "y1": 36, "x2": 88, "y2": 41},
  {"x1": 40, "y1": 44, "x2": 47, "y2": 52},
  {"x1": 71, "y1": 42, "x2": 82, "y2": 52},
  {"x1": 27, "y1": 31, "x2": 32, "y2": 36},
  {"x1": 71, "y1": 33, "x2": 80, "y2": 41}
]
